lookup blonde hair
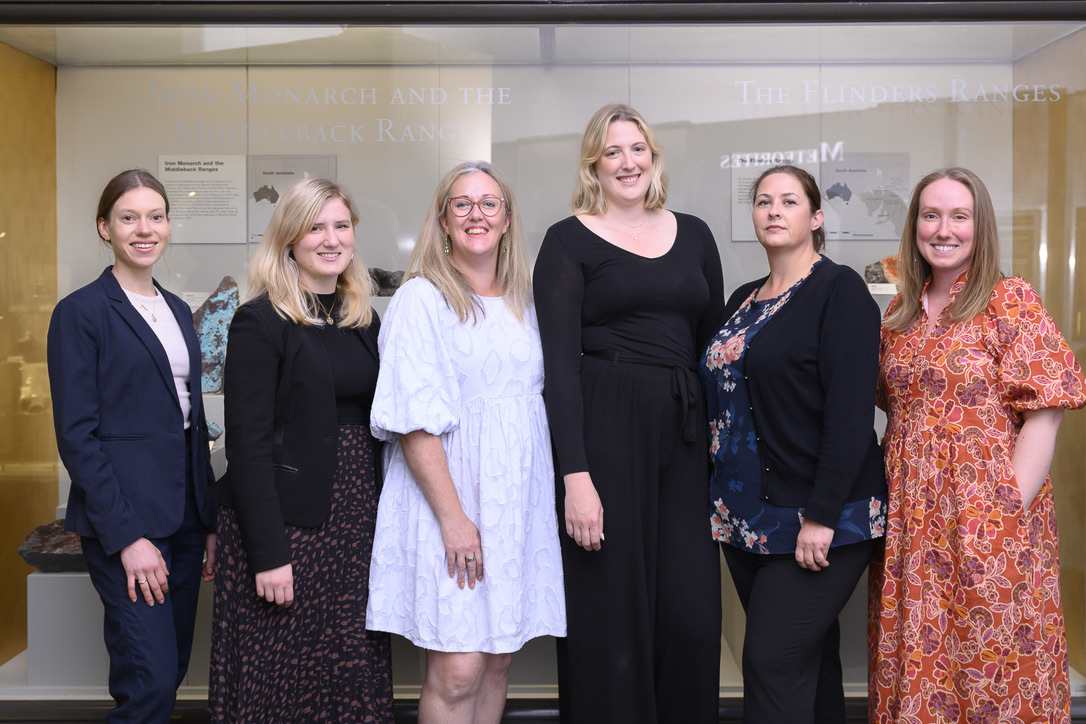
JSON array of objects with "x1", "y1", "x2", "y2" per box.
[
  {"x1": 246, "y1": 178, "x2": 374, "y2": 328},
  {"x1": 884, "y1": 167, "x2": 1003, "y2": 333},
  {"x1": 571, "y1": 103, "x2": 667, "y2": 215},
  {"x1": 406, "y1": 161, "x2": 531, "y2": 324}
]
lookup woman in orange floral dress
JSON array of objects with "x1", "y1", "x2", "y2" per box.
[{"x1": 870, "y1": 167, "x2": 1086, "y2": 724}]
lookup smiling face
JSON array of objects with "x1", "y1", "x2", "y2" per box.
[
  {"x1": 593, "y1": 120, "x2": 653, "y2": 209},
  {"x1": 915, "y1": 177, "x2": 975, "y2": 284},
  {"x1": 98, "y1": 186, "x2": 170, "y2": 277},
  {"x1": 751, "y1": 172, "x2": 823, "y2": 253},
  {"x1": 439, "y1": 171, "x2": 509, "y2": 267},
  {"x1": 290, "y1": 196, "x2": 355, "y2": 294}
]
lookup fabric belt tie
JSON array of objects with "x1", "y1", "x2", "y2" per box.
[{"x1": 584, "y1": 349, "x2": 699, "y2": 443}]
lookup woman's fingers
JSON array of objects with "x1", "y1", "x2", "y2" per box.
[
  {"x1": 120, "y1": 538, "x2": 169, "y2": 605},
  {"x1": 132, "y1": 576, "x2": 153, "y2": 605},
  {"x1": 450, "y1": 549, "x2": 483, "y2": 589},
  {"x1": 465, "y1": 550, "x2": 483, "y2": 586},
  {"x1": 795, "y1": 543, "x2": 830, "y2": 571},
  {"x1": 254, "y1": 564, "x2": 294, "y2": 607},
  {"x1": 795, "y1": 520, "x2": 833, "y2": 570},
  {"x1": 567, "y1": 507, "x2": 604, "y2": 551},
  {"x1": 442, "y1": 517, "x2": 483, "y2": 590},
  {"x1": 564, "y1": 473, "x2": 604, "y2": 551}
]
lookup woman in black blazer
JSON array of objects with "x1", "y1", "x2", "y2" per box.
[
  {"x1": 208, "y1": 178, "x2": 392, "y2": 722},
  {"x1": 47, "y1": 169, "x2": 216, "y2": 723},
  {"x1": 699, "y1": 165, "x2": 886, "y2": 724}
]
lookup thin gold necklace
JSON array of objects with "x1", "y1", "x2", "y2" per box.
[
  {"x1": 608, "y1": 212, "x2": 650, "y2": 242},
  {"x1": 315, "y1": 296, "x2": 335, "y2": 325},
  {"x1": 139, "y1": 294, "x2": 159, "y2": 323}
]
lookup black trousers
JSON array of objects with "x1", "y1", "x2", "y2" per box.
[
  {"x1": 721, "y1": 538, "x2": 877, "y2": 724},
  {"x1": 81, "y1": 444, "x2": 206, "y2": 724},
  {"x1": 557, "y1": 355, "x2": 722, "y2": 724}
]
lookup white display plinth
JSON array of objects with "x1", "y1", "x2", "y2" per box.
[{"x1": 26, "y1": 571, "x2": 214, "y2": 691}]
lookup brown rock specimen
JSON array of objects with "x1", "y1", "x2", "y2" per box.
[{"x1": 18, "y1": 519, "x2": 86, "y2": 572}]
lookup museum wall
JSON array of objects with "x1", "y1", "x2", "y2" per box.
[
  {"x1": 55, "y1": 62, "x2": 1017, "y2": 299},
  {"x1": 50, "y1": 51, "x2": 1023, "y2": 688},
  {"x1": 0, "y1": 41, "x2": 58, "y2": 666}
]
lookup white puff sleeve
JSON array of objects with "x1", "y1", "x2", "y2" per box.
[{"x1": 370, "y1": 277, "x2": 461, "y2": 441}]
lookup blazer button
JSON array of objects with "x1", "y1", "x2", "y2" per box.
[{"x1": 762, "y1": 495, "x2": 770, "y2": 501}]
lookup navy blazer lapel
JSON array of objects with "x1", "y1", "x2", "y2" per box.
[{"x1": 101, "y1": 268, "x2": 180, "y2": 408}]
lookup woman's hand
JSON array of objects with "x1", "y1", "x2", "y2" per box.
[
  {"x1": 564, "y1": 472, "x2": 604, "y2": 551},
  {"x1": 201, "y1": 533, "x2": 217, "y2": 582},
  {"x1": 399, "y1": 430, "x2": 485, "y2": 590},
  {"x1": 120, "y1": 537, "x2": 169, "y2": 605},
  {"x1": 795, "y1": 519, "x2": 834, "y2": 571},
  {"x1": 255, "y1": 563, "x2": 294, "y2": 607},
  {"x1": 440, "y1": 513, "x2": 484, "y2": 590}
]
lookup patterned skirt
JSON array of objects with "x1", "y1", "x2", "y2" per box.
[{"x1": 209, "y1": 424, "x2": 393, "y2": 723}]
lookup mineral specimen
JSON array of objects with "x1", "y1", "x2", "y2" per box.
[
  {"x1": 193, "y1": 276, "x2": 239, "y2": 394},
  {"x1": 18, "y1": 519, "x2": 86, "y2": 573}
]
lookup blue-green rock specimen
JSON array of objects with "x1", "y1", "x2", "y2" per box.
[{"x1": 193, "y1": 276, "x2": 238, "y2": 394}]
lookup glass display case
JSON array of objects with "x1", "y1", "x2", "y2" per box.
[{"x1": 1, "y1": 9, "x2": 1084, "y2": 704}]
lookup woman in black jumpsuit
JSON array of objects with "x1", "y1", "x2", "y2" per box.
[{"x1": 534, "y1": 103, "x2": 724, "y2": 724}]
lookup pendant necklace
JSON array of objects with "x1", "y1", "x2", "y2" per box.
[
  {"x1": 315, "y1": 296, "x2": 335, "y2": 325},
  {"x1": 610, "y1": 213, "x2": 649, "y2": 242},
  {"x1": 139, "y1": 294, "x2": 159, "y2": 323}
]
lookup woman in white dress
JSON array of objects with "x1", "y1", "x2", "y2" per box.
[{"x1": 367, "y1": 161, "x2": 566, "y2": 723}]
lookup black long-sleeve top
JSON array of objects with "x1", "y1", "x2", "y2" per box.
[
  {"x1": 718, "y1": 256, "x2": 886, "y2": 528},
  {"x1": 533, "y1": 213, "x2": 725, "y2": 476}
]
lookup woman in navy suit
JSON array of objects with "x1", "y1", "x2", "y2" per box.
[
  {"x1": 208, "y1": 178, "x2": 393, "y2": 722},
  {"x1": 47, "y1": 168, "x2": 217, "y2": 723}
]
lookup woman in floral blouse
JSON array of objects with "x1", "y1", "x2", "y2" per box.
[
  {"x1": 700, "y1": 164, "x2": 887, "y2": 724},
  {"x1": 870, "y1": 167, "x2": 1086, "y2": 723}
]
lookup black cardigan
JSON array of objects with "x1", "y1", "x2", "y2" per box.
[
  {"x1": 213, "y1": 296, "x2": 380, "y2": 573},
  {"x1": 720, "y1": 256, "x2": 886, "y2": 528}
]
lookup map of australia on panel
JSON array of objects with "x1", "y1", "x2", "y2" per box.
[
  {"x1": 247, "y1": 155, "x2": 336, "y2": 243},
  {"x1": 820, "y1": 153, "x2": 909, "y2": 241}
]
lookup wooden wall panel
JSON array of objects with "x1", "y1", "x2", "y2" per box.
[
  {"x1": 0, "y1": 41, "x2": 57, "y2": 666},
  {"x1": 1013, "y1": 26, "x2": 1086, "y2": 675}
]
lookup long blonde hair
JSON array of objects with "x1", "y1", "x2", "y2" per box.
[
  {"x1": 406, "y1": 161, "x2": 531, "y2": 324},
  {"x1": 571, "y1": 103, "x2": 667, "y2": 215},
  {"x1": 246, "y1": 178, "x2": 374, "y2": 328},
  {"x1": 884, "y1": 167, "x2": 1003, "y2": 333}
]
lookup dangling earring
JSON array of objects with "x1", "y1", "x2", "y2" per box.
[
  {"x1": 502, "y1": 232, "x2": 509, "y2": 255},
  {"x1": 443, "y1": 233, "x2": 450, "y2": 255}
]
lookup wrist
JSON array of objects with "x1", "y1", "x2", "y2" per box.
[
  {"x1": 563, "y1": 472, "x2": 592, "y2": 488},
  {"x1": 436, "y1": 508, "x2": 470, "y2": 529}
]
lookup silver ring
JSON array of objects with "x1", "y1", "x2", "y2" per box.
[{"x1": 465, "y1": 556, "x2": 476, "y2": 563}]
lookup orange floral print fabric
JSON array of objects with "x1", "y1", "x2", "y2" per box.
[{"x1": 870, "y1": 276, "x2": 1086, "y2": 724}]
